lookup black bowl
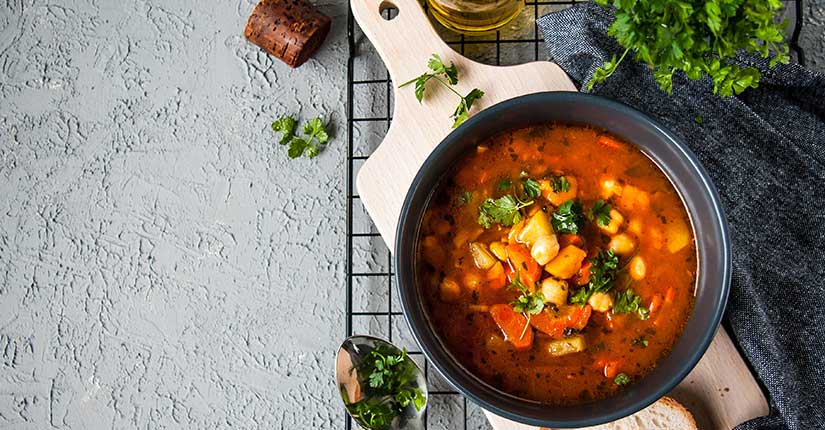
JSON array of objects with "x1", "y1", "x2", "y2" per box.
[{"x1": 394, "y1": 92, "x2": 730, "y2": 427}]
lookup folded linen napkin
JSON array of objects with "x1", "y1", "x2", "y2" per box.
[{"x1": 537, "y1": 4, "x2": 825, "y2": 430}]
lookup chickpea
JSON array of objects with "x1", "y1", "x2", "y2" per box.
[
  {"x1": 588, "y1": 291, "x2": 614, "y2": 312},
  {"x1": 540, "y1": 277, "x2": 569, "y2": 307},
  {"x1": 439, "y1": 278, "x2": 461, "y2": 302},
  {"x1": 608, "y1": 233, "x2": 637, "y2": 256},
  {"x1": 629, "y1": 256, "x2": 646, "y2": 280}
]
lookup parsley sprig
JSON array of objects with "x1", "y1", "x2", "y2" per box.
[
  {"x1": 272, "y1": 116, "x2": 330, "y2": 158},
  {"x1": 551, "y1": 175, "x2": 570, "y2": 193},
  {"x1": 399, "y1": 54, "x2": 485, "y2": 128},
  {"x1": 507, "y1": 272, "x2": 545, "y2": 340},
  {"x1": 346, "y1": 345, "x2": 426, "y2": 430},
  {"x1": 589, "y1": 0, "x2": 790, "y2": 96},
  {"x1": 477, "y1": 177, "x2": 540, "y2": 229},
  {"x1": 571, "y1": 250, "x2": 620, "y2": 305}
]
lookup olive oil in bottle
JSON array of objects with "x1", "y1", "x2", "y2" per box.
[{"x1": 427, "y1": 0, "x2": 524, "y2": 34}]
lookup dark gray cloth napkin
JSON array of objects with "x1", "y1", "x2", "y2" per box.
[{"x1": 537, "y1": 4, "x2": 825, "y2": 430}]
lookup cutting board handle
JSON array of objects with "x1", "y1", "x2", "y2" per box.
[{"x1": 351, "y1": 0, "x2": 454, "y2": 84}]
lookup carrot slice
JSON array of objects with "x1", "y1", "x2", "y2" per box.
[
  {"x1": 595, "y1": 358, "x2": 622, "y2": 378},
  {"x1": 529, "y1": 305, "x2": 592, "y2": 338},
  {"x1": 574, "y1": 261, "x2": 592, "y2": 286},
  {"x1": 597, "y1": 135, "x2": 628, "y2": 151},
  {"x1": 505, "y1": 243, "x2": 541, "y2": 288},
  {"x1": 649, "y1": 294, "x2": 664, "y2": 315},
  {"x1": 486, "y1": 262, "x2": 506, "y2": 290},
  {"x1": 489, "y1": 304, "x2": 534, "y2": 350},
  {"x1": 558, "y1": 234, "x2": 584, "y2": 248}
]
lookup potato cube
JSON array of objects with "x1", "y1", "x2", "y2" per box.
[
  {"x1": 544, "y1": 245, "x2": 587, "y2": 279},
  {"x1": 516, "y1": 212, "x2": 553, "y2": 247},
  {"x1": 547, "y1": 335, "x2": 586, "y2": 356},
  {"x1": 531, "y1": 234, "x2": 560, "y2": 265}
]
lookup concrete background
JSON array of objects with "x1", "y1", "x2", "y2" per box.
[{"x1": 0, "y1": 0, "x2": 822, "y2": 429}]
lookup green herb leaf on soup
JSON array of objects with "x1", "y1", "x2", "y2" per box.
[
  {"x1": 613, "y1": 288, "x2": 650, "y2": 320},
  {"x1": 614, "y1": 373, "x2": 631, "y2": 386},
  {"x1": 497, "y1": 179, "x2": 512, "y2": 191},
  {"x1": 478, "y1": 195, "x2": 533, "y2": 229},
  {"x1": 631, "y1": 335, "x2": 649, "y2": 348},
  {"x1": 551, "y1": 175, "x2": 570, "y2": 193},
  {"x1": 552, "y1": 199, "x2": 585, "y2": 234},
  {"x1": 588, "y1": 200, "x2": 612, "y2": 227},
  {"x1": 522, "y1": 178, "x2": 541, "y2": 199}
]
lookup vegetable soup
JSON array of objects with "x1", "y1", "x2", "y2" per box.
[{"x1": 416, "y1": 123, "x2": 697, "y2": 405}]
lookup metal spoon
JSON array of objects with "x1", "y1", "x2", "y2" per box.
[{"x1": 336, "y1": 335, "x2": 427, "y2": 430}]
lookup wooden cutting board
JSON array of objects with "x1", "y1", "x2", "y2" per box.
[{"x1": 350, "y1": 0, "x2": 769, "y2": 428}]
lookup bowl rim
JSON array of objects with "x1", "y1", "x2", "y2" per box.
[{"x1": 394, "y1": 91, "x2": 730, "y2": 427}]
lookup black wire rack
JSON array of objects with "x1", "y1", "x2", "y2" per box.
[{"x1": 344, "y1": 2, "x2": 806, "y2": 429}]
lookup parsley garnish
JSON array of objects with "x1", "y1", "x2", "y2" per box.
[
  {"x1": 346, "y1": 345, "x2": 426, "y2": 430},
  {"x1": 588, "y1": 200, "x2": 612, "y2": 227},
  {"x1": 478, "y1": 195, "x2": 533, "y2": 229},
  {"x1": 589, "y1": 0, "x2": 790, "y2": 96},
  {"x1": 631, "y1": 335, "x2": 649, "y2": 348},
  {"x1": 522, "y1": 178, "x2": 541, "y2": 199},
  {"x1": 497, "y1": 179, "x2": 512, "y2": 191},
  {"x1": 453, "y1": 190, "x2": 473, "y2": 207},
  {"x1": 271, "y1": 116, "x2": 330, "y2": 159},
  {"x1": 551, "y1": 176, "x2": 570, "y2": 193},
  {"x1": 614, "y1": 373, "x2": 631, "y2": 386},
  {"x1": 571, "y1": 250, "x2": 620, "y2": 305},
  {"x1": 399, "y1": 54, "x2": 485, "y2": 128},
  {"x1": 508, "y1": 272, "x2": 545, "y2": 339},
  {"x1": 551, "y1": 200, "x2": 585, "y2": 234},
  {"x1": 613, "y1": 288, "x2": 650, "y2": 320}
]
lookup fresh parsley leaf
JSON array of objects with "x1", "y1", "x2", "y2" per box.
[
  {"x1": 613, "y1": 288, "x2": 650, "y2": 320},
  {"x1": 497, "y1": 179, "x2": 512, "y2": 191},
  {"x1": 400, "y1": 54, "x2": 484, "y2": 128},
  {"x1": 631, "y1": 335, "x2": 649, "y2": 348},
  {"x1": 288, "y1": 137, "x2": 307, "y2": 159},
  {"x1": 478, "y1": 195, "x2": 533, "y2": 229},
  {"x1": 551, "y1": 175, "x2": 570, "y2": 193},
  {"x1": 452, "y1": 88, "x2": 485, "y2": 128},
  {"x1": 522, "y1": 178, "x2": 541, "y2": 199},
  {"x1": 571, "y1": 250, "x2": 619, "y2": 305},
  {"x1": 588, "y1": 200, "x2": 612, "y2": 227},
  {"x1": 552, "y1": 200, "x2": 585, "y2": 234},
  {"x1": 272, "y1": 116, "x2": 296, "y2": 145},
  {"x1": 590, "y1": 0, "x2": 790, "y2": 96},
  {"x1": 614, "y1": 373, "x2": 631, "y2": 386}
]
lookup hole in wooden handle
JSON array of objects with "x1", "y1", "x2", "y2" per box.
[{"x1": 378, "y1": 0, "x2": 398, "y2": 20}]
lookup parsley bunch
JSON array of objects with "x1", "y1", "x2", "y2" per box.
[
  {"x1": 346, "y1": 345, "x2": 426, "y2": 430},
  {"x1": 399, "y1": 54, "x2": 485, "y2": 128},
  {"x1": 589, "y1": 0, "x2": 790, "y2": 96},
  {"x1": 272, "y1": 116, "x2": 330, "y2": 158},
  {"x1": 571, "y1": 249, "x2": 620, "y2": 305}
]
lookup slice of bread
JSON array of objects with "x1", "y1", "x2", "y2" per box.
[{"x1": 572, "y1": 397, "x2": 698, "y2": 430}]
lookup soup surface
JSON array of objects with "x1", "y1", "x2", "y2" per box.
[{"x1": 417, "y1": 123, "x2": 696, "y2": 405}]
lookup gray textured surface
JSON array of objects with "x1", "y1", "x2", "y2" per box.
[{"x1": 1, "y1": 1, "x2": 823, "y2": 429}]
